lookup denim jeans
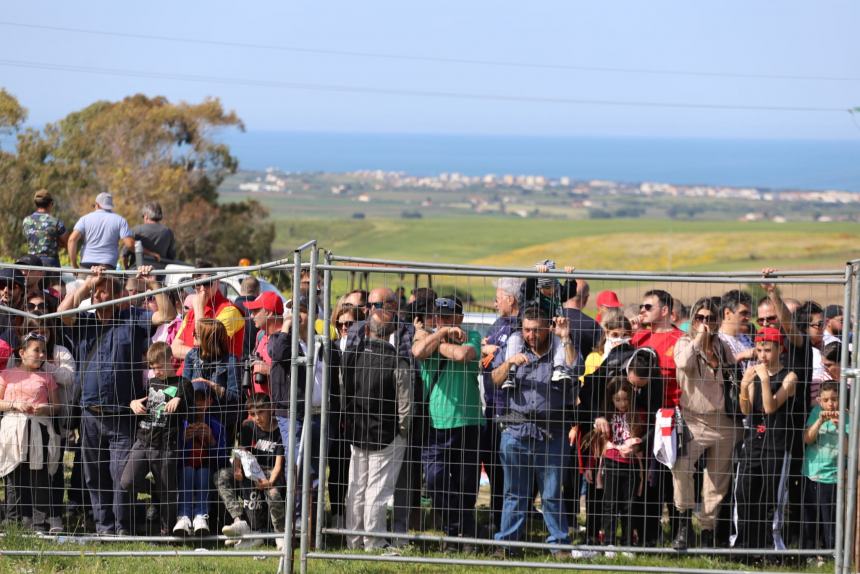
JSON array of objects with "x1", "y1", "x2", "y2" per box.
[
  {"x1": 179, "y1": 466, "x2": 211, "y2": 518},
  {"x1": 81, "y1": 410, "x2": 132, "y2": 534},
  {"x1": 495, "y1": 429, "x2": 570, "y2": 544},
  {"x1": 422, "y1": 425, "x2": 481, "y2": 537}
]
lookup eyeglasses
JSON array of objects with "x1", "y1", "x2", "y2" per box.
[
  {"x1": 639, "y1": 303, "x2": 655, "y2": 311},
  {"x1": 695, "y1": 314, "x2": 716, "y2": 323},
  {"x1": 27, "y1": 302, "x2": 45, "y2": 311},
  {"x1": 23, "y1": 331, "x2": 46, "y2": 343},
  {"x1": 809, "y1": 321, "x2": 825, "y2": 330},
  {"x1": 757, "y1": 315, "x2": 778, "y2": 325}
]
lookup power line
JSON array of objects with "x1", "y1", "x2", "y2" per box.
[
  {"x1": 0, "y1": 58, "x2": 848, "y2": 113},
  {"x1": 1, "y1": 20, "x2": 858, "y2": 83}
]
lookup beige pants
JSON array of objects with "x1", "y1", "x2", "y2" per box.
[{"x1": 672, "y1": 413, "x2": 739, "y2": 530}]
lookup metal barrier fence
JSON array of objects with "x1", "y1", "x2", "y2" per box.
[{"x1": 0, "y1": 247, "x2": 857, "y2": 574}]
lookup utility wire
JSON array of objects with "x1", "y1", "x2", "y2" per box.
[
  {"x1": 1, "y1": 20, "x2": 858, "y2": 83},
  {"x1": 0, "y1": 58, "x2": 849, "y2": 113}
]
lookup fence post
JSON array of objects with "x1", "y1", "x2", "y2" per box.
[
  {"x1": 299, "y1": 247, "x2": 319, "y2": 574},
  {"x1": 315, "y1": 250, "x2": 334, "y2": 550},
  {"x1": 840, "y1": 266, "x2": 860, "y2": 574},
  {"x1": 279, "y1": 241, "x2": 316, "y2": 574},
  {"x1": 836, "y1": 264, "x2": 854, "y2": 574}
]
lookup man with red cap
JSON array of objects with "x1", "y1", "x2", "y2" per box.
[{"x1": 244, "y1": 291, "x2": 285, "y2": 396}]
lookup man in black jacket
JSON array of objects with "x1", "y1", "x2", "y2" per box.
[{"x1": 342, "y1": 311, "x2": 413, "y2": 550}]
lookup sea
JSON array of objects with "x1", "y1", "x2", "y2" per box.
[{"x1": 223, "y1": 131, "x2": 860, "y2": 192}]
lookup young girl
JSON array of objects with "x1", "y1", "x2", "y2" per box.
[
  {"x1": 0, "y1": 332, "x2": 61, "y2": 532},
  {"x1": 593, "y1": 376, "x2": 644, "y2": 551},
  {"x1": 802, "y1": 381, "x2": 846, "y2": 552},
  {"x1": 733, "y1": 327, "x2": 797, "y2": 550}
]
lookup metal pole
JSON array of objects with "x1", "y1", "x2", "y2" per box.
[
  {"x1": 841, "y1": 268, "x2": 860, "y2": 574},
  {"x1": 279, "y1": 246, "x2": 308, "y2": 574},
  {"x1": 299, "y1": 248, "x2": 319, "y2": 574},
  {"x1": 315, "y1": 250, "x2": 333, "y2": 549},
  {"x1": 318, "y1": 264, "x2": 846, "y2": 285},
  {"x1": 836, "y1": 263, "x2": 853, "y2": 574},
  {"x1": 326, "y1": 255, "x2": 844, "y2": 278}
]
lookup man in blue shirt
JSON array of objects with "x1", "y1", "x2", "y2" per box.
[
  {"x1": 491, "y1": 305, "x2": 579, "y2": 557},
  {"x1": 68, "y1": 192, "x2": 134, "y2": 269},
  {"x1": 58, "y1": 265, "x2": 175, "y2": 535}
]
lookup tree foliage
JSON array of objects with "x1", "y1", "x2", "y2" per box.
[{"x1": 0, "y1": 91, "x2": 274, "y2": 265}]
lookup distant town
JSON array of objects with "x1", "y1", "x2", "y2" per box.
[{"x1": 223, "y1": 168, "x2": 860, "y2": 222}]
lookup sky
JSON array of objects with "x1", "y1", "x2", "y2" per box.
[{"x1": 1, "y1": 1, "x2": 859, "y2": 140}]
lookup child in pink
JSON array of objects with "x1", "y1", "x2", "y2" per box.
[{"x1": 0, "y1": 332, "x2": 61, "y2": 532}]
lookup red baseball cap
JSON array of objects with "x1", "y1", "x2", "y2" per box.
[
  {"x1": 755, "y1": 327, "x2": 784, "y2": 348},
  {"x1": 244, "y1": 291, "x2": 284, "y2": 315},
  {"x1": 596, "y1": 290, "x2": 622, "y2": 308}
]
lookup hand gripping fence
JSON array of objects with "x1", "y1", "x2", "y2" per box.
[{"x1": 0, "y1": 250, "x2": 857, "y2": 574}]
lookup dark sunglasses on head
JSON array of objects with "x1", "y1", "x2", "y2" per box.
[
  {"x1": 435, "y1": 297, "x2": 457, "y2": 310},
  {"x1": 757, "y1": 315, "x2": 778, "y2": 325}
]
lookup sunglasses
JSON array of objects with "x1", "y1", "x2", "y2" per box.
[
  {"x1": 27, "y1": 302, "x2": 45, "y2": 311},
  {"x1": 337, "y1": 320, "x2": 355, "y2": 330},
  {"x1": 757, "y1": 315, "x2": 778, "y2": 325},
  {"x1": 368, "y1": 301, "x2": 385, "y2": 310},
  {"x1": 639, "y1": 303, "x2": 655, "y2": 311},
  {"x1": 695, "y1": 314, "x2": 716, "y2": 323},
  {"x1": 23, "y1": 331, "x2": 46, "y2": 343}
]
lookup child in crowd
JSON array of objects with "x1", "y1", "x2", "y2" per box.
[
  {"x1": 121, "y1": 343, "x2": 193, "y2": 535},
  {"x1": 595, "y1": 376, "x2": 644, "y2": 552},
  {"x1": 733, "y1": 327, "x2": 798, "y2": 550},
  {"x1": 174, "y1": 379, "x2": 227, "y2": 535},
  {"x1": 217, "y1": 393, "x2": 285, "y2": 548},
  {"x1": 802, "y1": 381, "x2": 847, "y2": 553},
  {"x1": 0, "y1": 332, "x2": 61, "y2": 532}
]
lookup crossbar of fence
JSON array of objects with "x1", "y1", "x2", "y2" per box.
[
  {"x1": 329, "y1": 255, "x2": 846, "y2": 278},
  {"x1": 320, "y1": 264, "x2": 846, "y2": 284}
]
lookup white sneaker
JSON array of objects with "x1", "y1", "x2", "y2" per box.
[
  {"x1": 551, "y1": 368, "x2": 571, "y2": 382},
  {"x1": 224, "y1": 538, "x2": 240, "y2": 547},
  {"x1": 604, "y1": 545, "x2": 617, "y2": 558},
  {"x1": 192, "y1": 514, "x2": 209, "y2": 534},
  {"x1": 235, "y1": 534, "x2": 263, "y2": 549},
  {"x1": 222, "y1": 518, "x2": 251, "y2": 538},
  {"x1": 570, "y1": 549, "x2": 598, "y2": 559},
  {"x1": 47, "y1": 516, "x2": 64, "y2": 534},
  {"x1": 173, "y1": 516, "x2": 192, "y2": 536}
]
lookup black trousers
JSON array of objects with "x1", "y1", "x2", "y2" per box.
[
  {"x1": 733, "y1": 450, "x2": 787, "y2": 549},
  {"x1": 801, "y1": 477, "x2": 836, "y2": 550},
  {"x1": 600, "y1": 458, "x2": 637, "y2": 545},
  {"x1": 119, "y1": 442, "x2": 179, "y2": 532},
  {"x1": 6, "y1": 464, "x2": 53, "y2": 527}
]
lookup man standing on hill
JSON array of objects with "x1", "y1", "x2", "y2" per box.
[
  {"x1": 130, "y1": 201, "x2": 177, "y2": 265},
  {"x1": 68, "y1": 192, "x2": 135, "y2": 269}
]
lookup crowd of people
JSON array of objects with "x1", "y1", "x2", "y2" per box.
[{"x1": 0, "y1": 190, "x2": 852, "y2": 565}]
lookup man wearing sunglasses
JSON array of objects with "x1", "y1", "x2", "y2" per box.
[
  {"x1": 171, "y1": 260, "x2": 245, "y2": 372},
  {"x1": 412, "y1": 296, "x2": 484, "y2": 549},
  {"x1": 632, "y1": 289, "x2": 683, "y2": 408}
]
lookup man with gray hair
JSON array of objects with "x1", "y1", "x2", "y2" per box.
[
  {"x1": 478, "y1": 277, "x2": 522, "y2": 534},
  {"x1": 131, "y1": 201, "x2": 177, "y2": 265},
  {"x1": 342, "y1": 310, "x2": 413, "y2": 550}
]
